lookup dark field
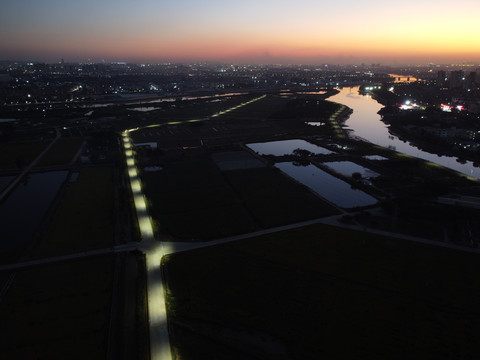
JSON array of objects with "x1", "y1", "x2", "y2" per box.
[
  {"x1": 33, "y1": 167, "x2": 116, "y2": 258},
  {"x1": 164, "y1": 223, "x2": 480, "y2": 359},
  {"x1": 141, "y1": 149, "x2": 338, "y2": 240},
  {"x1": 0, "y1": 140, "x2": 49, "y2": 169},
  {"x1": 36, "y1": 137, "x2": 84, "y2": 166},
  {"x1": 0, "y1": 256, "x2": 114, "y2": 359}
]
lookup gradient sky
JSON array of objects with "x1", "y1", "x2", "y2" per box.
[{"x1": 1, "y1": 0, "x2": 480, "y2": 64}]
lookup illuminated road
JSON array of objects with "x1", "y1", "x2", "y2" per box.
[
  {"x1": 122, "y1": 132, "x2": 172, "y2": 360},
  {"x1": 121, "y1": 94, "x2": 267, "y2": 360},
  {"x1": 2, "y1": 93, "x2": 477, "y2": 359}
]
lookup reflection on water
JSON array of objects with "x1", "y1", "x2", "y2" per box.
[
  {"x1": 324, "y1": 161, "x2": 379, "y2": 178},
  {"x1": 363, "y1": 155, "x2": 388, "y2": 161},
  {"x1": 305, "y1": 122, "x2": 325, "y2": 127},
  {"x1": 0, "y1": 171, "x2": 67, "y2": 249},
  {"x1": 0, "y1": 176, "x2": 15, "y2": 193},
  {"x1": 296, "y1": 91, "x2": 327, "y2": 95},
  {"x1": 329, "y1": 87, "x2": 480, "y2": 179},
  {"x1": 276, "y1": 162, "x2": 377, "y2": 208},
  {"x1": 130, "y1": 106, "x2": 158, "y2": 112},
  {"x1": 388, "y1": 74, "x2": 420, "y2": 83},
  {"x1": 247, "y1": 139, "x2": 334, "y2": 156}
]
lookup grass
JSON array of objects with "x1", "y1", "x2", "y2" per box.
[
  {"x1": 164, "y1": 223, "x2": 480, "y2": 359},
  {"x1": 141, "y1": 151, "x2": 339, "y2": 240},
  {"x1": 32, "y1": 167, "x2": 115, "y2": 258},
  {"x1": 36, "y1": 138, "x2": 84, "y2": 166},
  {"x1": 0, "y1": 255, "x2": 114, "y2": 359},
  {"x1": 141, "y1": 153, "x2": 258, "y2": 240},
  {"x1": 224, "y1": 167, "x2": 340, "y2": 227},
  {"x1": 0, "y1": 140, "x2": 49, "y2": 169}
]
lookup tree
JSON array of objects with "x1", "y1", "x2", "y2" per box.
[{"x1": 352, "y1": 172, "x2": 362, "y2": 181}]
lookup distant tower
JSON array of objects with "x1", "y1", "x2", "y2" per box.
[
  {"x1": 464, "y1": 72, "x2": 476, "y2": 90},
  {"x1": 449, "y1": 70, "x2": 464, "y2": 89}
]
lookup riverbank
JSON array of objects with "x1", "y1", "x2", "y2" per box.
[
  {"x1": 381, "y1": 116, "x2": 480, "y2": 166},
  {"x1": 360, "y1": 86, "x2": 480, "y2": 165},
  {"x1": 327, "y1": 86, "x2": 480, "y2": 179}
]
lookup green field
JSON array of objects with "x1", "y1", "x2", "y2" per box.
[
  {"x1": 141, "y1": 152, "x2": 258, "y2": 240},
  {"x1": 164, "y1": 223, "x2": 480, "y2": 359},
  {"x1": 0, "y1": 256, "x2": 113, "y2": 359},
  {"x1": 141, "y1": 150, "x2": 338, "y2": 240},
  {"x1": 36, "y1": 138, "x2": 84, "y2": 166},
  {"x1": 0, "y1": 140, "x2": 49, "y2": 169},
  {"x1": 33, "y1": 167, "x2": 115, "y2": 258},
  {"x1": 224, "y1": 167, "x2": 339, "y2": 227}
]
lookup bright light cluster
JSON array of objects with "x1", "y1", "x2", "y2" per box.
[
  {"x1": 441, "y1": 104, "x2": 464, "y2": 112},
  {"x1": 122, "y1": 131, "x2": 155, "y2": 240}
]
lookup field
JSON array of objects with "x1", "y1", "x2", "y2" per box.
[
  {"x1": 141, "y1": 151, "x2": 258, "y2": 240},
  {"x1": 141, "y1": 149, "x2": 338, "y2": 240},
  {"x1": 0, "y1": 256, "x2": 114, "y2": 359},
  {"x1": 36, "y1": 138, "x2": 84, "y2": 166},
  {"x1": 164, "y1": 223, "x2": 480, "y2": 359},
  {"x1": 32, "y1": 167, "x2": 115, "y2": 258},
  {"x1": 0, "y1": 140, "x2": 49, "y2": 169},
  {"x1": 224, "y1": 167, "x2": 340, "y2": 228}
]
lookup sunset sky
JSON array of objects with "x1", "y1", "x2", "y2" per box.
[{"x1": 1, "y1": 0, "x2": 480, "y2": 64}]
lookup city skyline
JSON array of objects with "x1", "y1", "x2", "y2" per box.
[{"x1": 1, "y1": 0, "x2": 480, "y2": 65}]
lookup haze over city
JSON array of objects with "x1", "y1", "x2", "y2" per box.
[{"x1": 2, "y1": 0, "x2": 480, "y2": 65}]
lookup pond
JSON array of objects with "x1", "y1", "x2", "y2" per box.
[
  {"x1": 323, "y1": 161, "x2": 379, "y2": 178},
  {"x1": 130, "y1": 106, "x2": 158, "y2": 112},
  {"x1": 0, "y1": 175, "x2": 15, "y2": 193},
  {"x1": 363, "y1": 155, "x2": 388, "y2": 161},
  {"x1": 247, "y1": 139, "x2": 334, "y2": 156},
  {"x1": 275, "y1": 162, "x2": 377, "y2": 208},
  {"x1": 0, "y1": 171, "x2": 68, "y2": 249}
]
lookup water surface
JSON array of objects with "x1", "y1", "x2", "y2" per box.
[
  {"x1": 247, "y1": 139, "x2": 334, "y2": 156},
  {"x1": 0, "y1": 176, "x2": 15, "y2": 193},
  {"x1": 324, "y1": 161, "x2": 379, "y2": 178},
  {"x1": 328, "y1": 87, "x2": 480, "y2": 178},
  {"x1": 276, "y1": 162, "x2": 377, "y2": 208},
  {"x1": 0, "y1": 171, "x2": 67, "y2": 249}
]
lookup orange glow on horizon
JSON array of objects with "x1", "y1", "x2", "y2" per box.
[{"x1": 2, "y1": 0, "x2": 480, "y2": 64}]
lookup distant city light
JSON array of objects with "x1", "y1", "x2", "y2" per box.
[
  {"x1": 441, "y1": 104, "x2": 452, "y2": 112},
  {"x1": 399, "y1": 101, "x2": 420, "y2": 110}
]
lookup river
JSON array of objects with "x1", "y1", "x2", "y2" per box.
[{"x1": 328, "y1": 86, "x2": 480, "y2": 179}]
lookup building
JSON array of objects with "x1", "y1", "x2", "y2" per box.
[
  {"x1": 449, "y1": 70, "x2": 464, "y2": 89},
  {"x1": 436, "y1": 70, "x2": 447, "y2": 87}
]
